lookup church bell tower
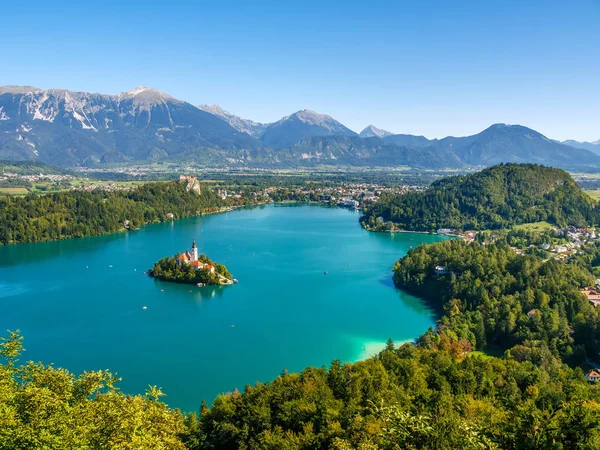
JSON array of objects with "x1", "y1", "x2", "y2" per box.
[{"x1": 191, "y1": 238, "x2": 198, "y2": 262}]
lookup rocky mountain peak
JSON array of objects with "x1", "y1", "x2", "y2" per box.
[
  {"x1": 120, "y1": 87, "x2": 178, "y2": 107},
  {"x1": 360, "y1": 125, "x2": 392, "y2": 138},
  {"x1": 0, "y1": 85, "x2": 43, "y2": 95},
  {"x1": 198, "y1": 104, "x2": 228, "y2": 116}
]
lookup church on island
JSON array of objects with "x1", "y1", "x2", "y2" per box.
[{"x1": 176, "y1": 238, "x2": 215, "y2": 273}]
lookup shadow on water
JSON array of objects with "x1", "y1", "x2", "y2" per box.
[
  {"x1": 151, "y1": 278, "x2": 228, "y2": 302},
  {"x1": 378, "y1": 275, "x2": 440, "y2": 319}
]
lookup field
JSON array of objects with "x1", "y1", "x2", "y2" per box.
[
  {"x1": 469, "y1": 346, "x2": 505, "y2": 360},
  {"x1": 585, "y1": 189, "x2": 600, "y2": 201},
  {"x1": 0, "y1": 187, "x2": 29, "y2": 195},
  {"x1": 513, "y1": 221, "x2": 555, "y2": 232}
]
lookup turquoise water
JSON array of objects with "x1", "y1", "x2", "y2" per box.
[{"x1": 0, "y1": 204, "x2": 446, "y2": 412}]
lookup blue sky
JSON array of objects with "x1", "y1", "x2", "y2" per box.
[{"x1": 1, "y1": 0, "x2": 598, "y2": 141}]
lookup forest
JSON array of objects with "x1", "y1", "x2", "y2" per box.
[
  {"x1": 392, "y1": 239, "x2": 600, "y2": 364},
  {"x1": 3, "y1": 326, "x2": 599, "y2": 449},
  {"x1": 361, "y1": 164, "x2": 599, "y2": 231},
  {"x1": 0, "y1": 180, "x2": 225, "y2": 245}
]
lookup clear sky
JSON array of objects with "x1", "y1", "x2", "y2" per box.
[{"x1": 1, "y1": 0, "x2": 598, "y2": 141}]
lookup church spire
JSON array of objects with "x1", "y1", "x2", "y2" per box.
[{"x1": 191, "y1": 237, "x2": 198, "y2": 262}]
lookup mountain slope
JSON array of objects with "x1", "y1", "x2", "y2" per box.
[
  {"x1": 260, "y1": 109, "x2": 357, "y2": 148},
  {"x1": 362, "y1": 163, "x2": 599, "y2": 231},
  {"x1": 0, "y1": 86, "x2": 259, "y2": 166},
  {"x1": 440, "y1": 124, "x2": 598, "y2": 168},
  {"x1": 383, "y1": 133, "x2": 433, "y2": 148},
  {"x1": 287, "y1": 135, "x2": 461, "y2": 168},
  {"x1": 383, "y1": 124, "x2": 600, "y2": 170},
  {"x1": 1, "y1": 85, "x2": 599, "y2": 170},
  {"x1": 198, "y1": 104, "x2": 269, "y2": 138},
  {"x1": 562, "y1": 139, "x2": 600, "y2": 154},
  {"x1": 359, "y1": 125, "x2": 392, "y2": 138}
]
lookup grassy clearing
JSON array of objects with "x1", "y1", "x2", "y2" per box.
[
  {"x1": 469, "y1": 346, "x2": 504, "y2": 360},
  {"x1": 513, "y1": 221, "x2": 555, "y2": 232},
  {"x1": 585, "y1": 189, "x2": 600, "y2": 201},
  {"x1": 0, "y1": 187, "x2": 29, "y2": 195}
]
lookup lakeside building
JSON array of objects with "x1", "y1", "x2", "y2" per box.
[
  {"x1": 434, "y1": 265, "x2": 451, "y2": 276},
  {"x1": 176, "y1": 238, "x2": 215, "y2": 273},
  {"x1": 581, "y1": 287, "x2": 600, "y2": 307},
  {"x1": 585, "y1": 370, "x2": 600, "y2": 382}
]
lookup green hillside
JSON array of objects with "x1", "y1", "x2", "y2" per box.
[
  {"x1": 0, "y1": 179, "x2": 224, "y2": 245},
  {"x1": 362, "y1": 164, "x2": 599, "y2": 231}
]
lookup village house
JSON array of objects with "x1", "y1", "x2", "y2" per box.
[
  {"x1": 435, "y1": 265, "x2": 451, "y2": 276},
  {"x1": 581, "y1": 287, "x2": 600, "y2": 307},
  {"x1": 585, "y1": 369, "x2": 600, "y2": 382},
  {"x1": 463, "y1": 231, "x2": 477, "y2": 242},
  {"x1": 437, "y1": 228, "x2": 458, "y2": 235}
]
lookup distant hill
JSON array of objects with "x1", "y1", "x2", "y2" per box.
[
  {"x1": 562, "y1": 139, "x2": 600, "y2": 154},
  {"x1": 362, "y1": 163, "x2": 599, "y2": 231},
  {"x1": 0, "y1": 159, "x2": 73, "y2": 175},
  {"x1": 379, "y1": 124, "x2": 600, "y2": 171},
  {"x1": 198, "y1": 104, "x2": 269, "y2": 138},
  {"x1": 287, "y1": 135, "x2": 461, "y2": 168},
  {"x1": 260, "y1": 109, "x2": 357, "y2": 148},
  {"x1": 437, "y1": 124, "x2": 598, "y2": 167},
  {"x1": 359, "y1": 125, "x2": 392, "y2": 138},
  {"x1": 383, "y1": 133, "x2": 433, "y2": 148}
]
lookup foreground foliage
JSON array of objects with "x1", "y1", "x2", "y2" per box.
[
  {"x1": 0, "y1": 331, "x2": 185, "y2": 449},
  {"x1": 362, "y1": 164, "x2": 598, "y2": 231},
  {"x1": 183, "y1": 341, "x2": 600, "y2": 449}
]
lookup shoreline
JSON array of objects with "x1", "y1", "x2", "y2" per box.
[
  {"x1": 353, "y1": 338, "x2": 416, "y2": 362},
  {"x1": 362, "y1": 225, "x2": 463, "y2": 239},
  {"x1": 0, "y1": 200, "x2": 351, "y2": 247}
]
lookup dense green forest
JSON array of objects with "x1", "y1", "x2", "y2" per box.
[
  {"x1": 149, "y1": 253, "x2": 232, "y2": 285},
  {"x1": 0, "y1": 180, "x2": 225, "y2": 245},
  {"x1": 362, "y1": 164, "x2": 598, "y2": 231},
  {"x1": 393, "y1": 239, "x2": 600, "y2": 363},
  {"x1": 3, "y1": 326, "x2": 599, "y2": 449}
]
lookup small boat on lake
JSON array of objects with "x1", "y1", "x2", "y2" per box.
[
  {"x1": 141, "y1": 306, "x2": 147, "y2": 311},
  {"x1": 324, "y1": 271, "x2": 328, "y2": 275},
  {"x1": 233, "y1": 279, "x2": 238, "y2": 284}
]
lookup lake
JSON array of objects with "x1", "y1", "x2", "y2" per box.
[{"x1": 0, "y1": 204, "x2": 446, "y2": 412}]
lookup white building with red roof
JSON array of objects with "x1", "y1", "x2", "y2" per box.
[{"x1": 176, "y1": 239, "x2": 215, "y2": 273}]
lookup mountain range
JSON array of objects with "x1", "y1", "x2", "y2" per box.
[
  {"x1": 561, "y1": 139, "x2": 600, "y2": 154},
  {"x1": 1, "y1": 85, "x2": 598, "y2": 170}
]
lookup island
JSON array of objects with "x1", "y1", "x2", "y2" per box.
[{"x1": 148, "y1": 238, "x2": 235, "y2": 286}]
